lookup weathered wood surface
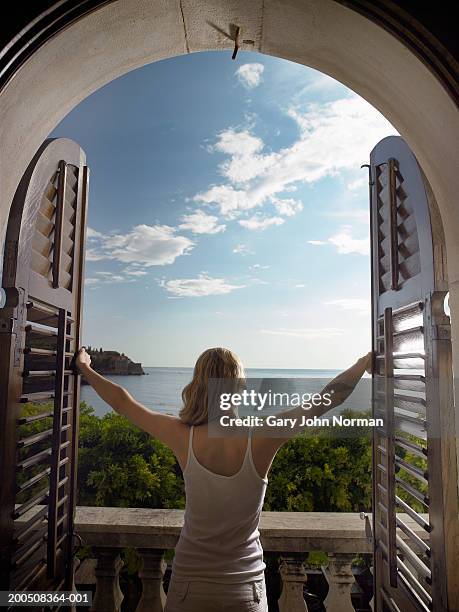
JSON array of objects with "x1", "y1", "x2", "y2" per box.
[{"x1": 0, "y1": 138, "x2": 88, "y2": 593}]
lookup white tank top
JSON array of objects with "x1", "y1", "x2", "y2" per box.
[{"x1": 171, "y1": 425, "x2": 268, "y2": 583}]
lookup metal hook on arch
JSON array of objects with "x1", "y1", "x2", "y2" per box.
[{"x1": 361, "y1": 163, "x2": 375, "y2": 186}]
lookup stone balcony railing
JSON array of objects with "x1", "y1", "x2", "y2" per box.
[
  {"x1": 73, "y1": 507, "x2": 378, "y2": 612},
  {"x1": 74, "y1": 507, "x2": 429, "y2": 612}
]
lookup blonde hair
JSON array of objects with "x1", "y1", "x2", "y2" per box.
[{"x1": 180, "y1": 347, "x2": 245, "y2": 425}]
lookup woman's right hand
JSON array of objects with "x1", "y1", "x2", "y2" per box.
[
  {"x1": 75, "y1": 347, "x2": 91, "y2": 372},
  {"x1": 360, "y1": 351, "x2": 373, "y2": 374}
]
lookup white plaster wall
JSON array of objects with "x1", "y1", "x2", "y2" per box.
[{"x1": 0, "y1": 0, "x2": 458, "y2": 382}]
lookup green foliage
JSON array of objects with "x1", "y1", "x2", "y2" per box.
[
  {"x1": 16, "y1": 402, "x2": 54, "y2": 504},
  {"x1": 305, "y1": 551, "x2": 329, "y2": 568},
  {"x1": 77, "y1": 402, "x2": 185, "y2": 509},
  {"x1": 264, "y1": 411, "x2": 373, "y2": 512},
  {"x1": 76, "y1": 403, "x2": 374, "y2": 512},
  {"x1": 394, "y1": 431, "x2": 428, "y2": 514},
  {"x1": 17, "y1": 402, "x2": 374, "y2": 515}
]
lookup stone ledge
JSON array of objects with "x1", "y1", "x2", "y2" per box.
[{"x1": 72, "y1": 507, "x2": 429, "y2": 554}]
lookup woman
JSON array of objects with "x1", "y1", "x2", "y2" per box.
[{"x1": 75, "y1": 347, "x2": 371, "y2": 611}]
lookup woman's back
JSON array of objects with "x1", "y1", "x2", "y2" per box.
[
  {"x1": 171, "y1": 425, "x2": 268, "y2": 584},
  {"x1": 187, "y1": 425, "x2": 264, "y2": 477}
]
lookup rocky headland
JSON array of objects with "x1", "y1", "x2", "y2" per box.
[{"x1": 80, "y1": 346, "x2": 146, "y2": 384}]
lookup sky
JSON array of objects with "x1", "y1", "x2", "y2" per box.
[{"x1": 49, "y1": 51, "x2": 398, "y2": 369}]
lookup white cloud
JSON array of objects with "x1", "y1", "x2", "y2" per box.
[
  {"x1": 84, "y1": 268, "x2": 146, "y2": 287},
  {"x1": 294, "y1": 73, "x2": 344, "y2": 96},
  {"x1": 308, "y1": 225, "x2": 369, "y2": 256},
  {"x1": 122, "y1": 267, "x2": 148, "y2": 277},
  {"x1": 328, "y1": 225, "x2": 369, "y2": 255},
  {"x1": 260, "y1": 327, "x2": 345, "y2": 339},
  {"x1": 214, "y1": 128, "x2": 264, "y2": 158},
  {"x1": 194, "y1": 96, "x2": 396, "y2": 219},
  {"x1": 158, "y1": 274, "x2": 245, "y2": 297},
  {"x1": 239, "y1": 215, "x2": 284, "y2": 231},
  {"x1": 194, "y1": 184, "x2": 252, "y2": 218},
  {"x1": 249, "y1": 278, "x2": 269, "y2": 285},
  {"x1": 233, "y1": 244, "x2": 253, "y2": 255},
  {"x1": 84, "y1": 224, "x2": 194, "y2": 266},
  {"x1": 325, "y1": 298, "x2": 369, "y2": 314},
  {"x1": 235, "y1": 63, "x2": 265, "y2": 89},
  {"x1": 85, "y1": 249, "x2": 106, "y2": 262},
  {"x1": 250, "y1": 264, "x2": 270, "y2": 270},
  {"x1": 179, "y1": 210, "x2": 226, "y2": 234},
  {"x1": 212, "y1": 129, "x2": 271, "y2": 186},
  {"x1": 272, "y1": 197, "x2": 303, "y2": 217},
  {"x1": 347, "y1": 177, "x2": 367, "y2": 191},
  {"x1": 86, "y1": 227, "x2": 104, "y2": 239},
  {"x1": 94, "y1": 271, "x2": 126, "y2": 282}
]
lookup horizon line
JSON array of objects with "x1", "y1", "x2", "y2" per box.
[{"x1": 142, "y1": 365, "x2": 343, "y2": 370}]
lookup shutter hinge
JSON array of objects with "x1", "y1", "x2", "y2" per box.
[
  {"x1": 431, "y1": 324, "x2": 451, "y2": 341},
  {"x1": 0, "y1": 287, "x2": 26, "y2": 366},
  {"x1": 72, "y1": 531, "x2": 84, "y2": 554},
  {"x1": 0, "y1": 315, "x2": 15, "y2": 333},
  {"x1": 0, "y1": 314, "x2": 22, "y2": 366},
  {"x1": 360, "y1": 511, "x2": 373, "y2": 545},
  {"x1": 0, "y1": 286, "x2": 20, "y2": 309}
]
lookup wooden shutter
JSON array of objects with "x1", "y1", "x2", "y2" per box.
[
  {"x1": 0, "y1": 138, "x2": 89, "y2": 595},
  {"x1": 370, "y1": 136, "x2": 459, "y2": 611}
]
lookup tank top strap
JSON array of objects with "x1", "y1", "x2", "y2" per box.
[
  {"x1": 246, "y1": 427, "x2": 267, "y2": 482},
  {"x1": 246, "y1": 427, "x2": 254, "y2": 463},
  {"x1": 185, "y1": 425, "x2": 194, "y2": 471}
]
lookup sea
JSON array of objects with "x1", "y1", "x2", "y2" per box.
[{"x1": 79, "y1": 366, "x2": 356, "y2": 417}]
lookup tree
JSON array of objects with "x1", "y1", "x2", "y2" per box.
[
  {"x1": 76, "y1": 404, "x2": 375, "y2": 511},
  {"x1": 264, "y1": 411, "x2": 373, "y2": 512},
  {"x1": 17, "y1": 402, "x2": 374, "y2": 513},
  {"x1": 77, "y1": 402, "x2": 185, "y2": 509}
]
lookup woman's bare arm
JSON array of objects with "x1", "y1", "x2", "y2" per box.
[
  {"x1": 254, "y1": 352, "x2": 372, "y2": 446},
  {"x1": 75, "y1": 350, "x2": 187, "y2": 453},
  {"x1": 318, "y1": 352, "x2": 372, "y2": 413}
]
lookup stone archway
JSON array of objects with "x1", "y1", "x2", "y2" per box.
[
  {"x1": 0, "y1": 1, "x2": 458, "y2": 376},
  {"x1": 1, "y1": 2, "x2": 458, "y2": 607}
]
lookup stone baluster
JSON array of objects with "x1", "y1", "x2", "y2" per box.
[
  {"x1": 92, "y1": 547, "x2": 124, "y2": 612},
  {"x1": 278, "y1": 553, "x2": 309, "y2": 612},
  {"x1": 70, "y1": 557, "x2": 80, "y2": 612},
  {"x1": 135, "y1": 549, "x2": 166, "y2": 612},
  {"x1": 323, "y1": 553, "x2": 355, "y2": 612},
  {"x1": 369, "y1": 559, "x2": 374, "y2": 611}
]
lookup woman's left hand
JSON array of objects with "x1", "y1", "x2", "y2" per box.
[
  {"x1": 75, "y1": 347, "x2": 92, "y2": 372},
  {"x1": 361, "y1": 351, "x2": 373, "y2": 374}
]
